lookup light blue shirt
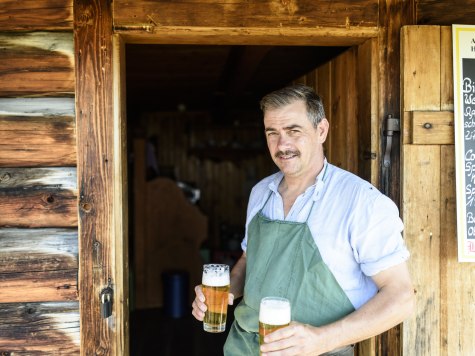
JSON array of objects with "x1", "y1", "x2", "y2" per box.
[{"x1": 241, "y1": 161, "x2": 409, "y2": 309}]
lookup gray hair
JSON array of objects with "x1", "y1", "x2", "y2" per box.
[{"x1": 260, "y1": 84, "x2": 326, "y2": 128}]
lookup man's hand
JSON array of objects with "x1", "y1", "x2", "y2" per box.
[
  {"x1": 191, "y1": 285, "x2": 235, "y2": 321},
  {"x1": 260, "y1": 321, "x2": 328, "y2": 356}
]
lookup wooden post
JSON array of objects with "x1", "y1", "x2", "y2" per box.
[{"x1": 74, "y1": 0, "x2": 126, "y2": 354}]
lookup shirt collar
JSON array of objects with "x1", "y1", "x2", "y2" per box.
[{"x1": 268, "y1": 158, "x2": 329, "y2": 200}]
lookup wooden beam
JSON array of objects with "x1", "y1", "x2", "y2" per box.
[
  {"x1": 0, "y1": 168, "x2": 77, "y2": 228},
  {"x1": 0, "y1": 115, "x2": 76, "y2": 167},
  {"x1": 74, "y1": 0, "x2": 120, "y2": 354},
  {"x1": 0, "y1": 0, "x2": 73, "y2": 31},
  {"x1": 411, "y1": 111, "x2": 454, "y2": 145},
  {"x1": 116, "y1": 26, "x2": 378, "y2": 46},
  {"x1": 375, "y1": 1, "x2": 416, "y2": 355},
  {"x1": 417, "y1": 0, "x2": 475, "y2": 25},
  {"x1": 0, "y1": 32, "x2": 74, "y2": 97},
  {"x1": 113, "y1": 0, "x2": 379, "y2": 30},
  {"x1": 0, "y1": 302, "x2": 79, "y2": 354}
]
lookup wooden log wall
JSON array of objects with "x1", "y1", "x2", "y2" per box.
[
  {"x1": 0, "y1": 0, "x2": 79, "y2": 354},
  {"x1": 401, "y1": 25, "x2": 475, "y2": 355}
]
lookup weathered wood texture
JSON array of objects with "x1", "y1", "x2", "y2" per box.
[
  {"x1": 401, "y1": 25, "x2": 475, "y2": 356},
  {"x1": 402, "y1": 144, "x2": 441, "y2": 355},
  {"x1": 74, "y1": 0, "x2": 120, "y2": 354},
  {"x1": 375, "y1": 2, "x2": 416, "y2": 355},
  {"x1": 410, "y1": 111, "x2": 454, "y2": 145},
  {"x1": 0, "y1": 115, "x2": 76, "y2": 167},
  {"x1": 114, "y1": 0, "x2": 379, "y2": 29},
  {"x1": 295, "y1": 47, "x2": 359, "y2": 176},
  {"x1": 0, "y1": 32, "x2": 74, "y2": 97},
  {"x1": 113, "y1": 0, "x2": 379, "y2": 46},
  {"x1": 0, "y1": 301, "x2": 79, "y2": 354},
  {"x1": 0, "y1": 97, "x2": 75, "y2": 117},
  {"x1": 0, "y1": 168, "x2": 77, "y2": 227},
  {"x1": 417, "y1": 0, "x2": 475, "y2": 25},
  {"x1": 0, "y1": 0, "x2": 73, "y2": 31}
]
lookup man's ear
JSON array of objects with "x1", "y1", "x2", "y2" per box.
[{"x1": 317, "y1": 118, "x2": 329, "y2": 143}]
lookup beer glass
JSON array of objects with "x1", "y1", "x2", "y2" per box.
[
  {"x1": 202, "y1": 264, "x2": 230, "y2": 333},
  {"x1": 259, "y1": 297, "x2": 291, "y2": 347}
]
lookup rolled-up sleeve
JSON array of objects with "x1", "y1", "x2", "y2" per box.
[{"x1": 352, "y1": 193, "x2": 410, "y2": 277}]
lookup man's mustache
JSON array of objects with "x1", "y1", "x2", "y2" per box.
[{"x1": 275, "y1": 150, "x2": 300, "y2": 158}]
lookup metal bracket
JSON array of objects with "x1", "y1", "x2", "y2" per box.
[{"x1": 383, "y1": 115, "x2": 400, "y2": 168}]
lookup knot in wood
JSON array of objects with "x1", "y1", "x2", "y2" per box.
[{"x1": 0, "y1": 172, "x2": 11, "y2": 183}]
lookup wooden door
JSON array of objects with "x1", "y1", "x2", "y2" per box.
[{"x1": 401, "y1": 25, "x2": 475, "y2": 355}]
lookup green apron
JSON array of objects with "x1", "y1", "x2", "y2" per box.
[{"x1": 224, "y1": 188, "x2": 355, "y2": 355}]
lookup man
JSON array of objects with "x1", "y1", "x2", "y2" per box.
[{"x1": 192, "y1": 84, "x2": 415, "y2": 355}]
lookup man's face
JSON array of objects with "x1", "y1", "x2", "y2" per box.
[{"x1": 263, "y1": 100, "x2": 329, "y2": 179}]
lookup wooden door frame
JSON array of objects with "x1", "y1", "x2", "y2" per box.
[
  {"x1": 112, "y1": 32, "x2": 380, "y2": 356},
  {"x1": 75, "y1": 3, "x2": 389, "y2": 353}
]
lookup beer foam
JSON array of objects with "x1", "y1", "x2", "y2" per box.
[
  {"x1": 202, "y1": 265, "x2": 230, "y2": 286},
  {"x1": 259, "y1": 298, "x2": 291, "y2": 325}
]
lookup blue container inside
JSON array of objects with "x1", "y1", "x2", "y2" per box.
[{"x1": 162, "y1": 270, "x2": 189, "y2": 319}]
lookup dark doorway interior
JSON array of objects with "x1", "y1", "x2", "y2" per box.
[{"x1": 125, "y1": 44, "x2": 348, "y2": 355}]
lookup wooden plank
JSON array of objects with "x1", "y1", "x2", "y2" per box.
[
  {"x1": 402, "y1": 144, "x2": 441, "y2": 356},
  {"x1": 411, "y1": 111, "x2": 454, "y2": 145},
  {"x1": 0, "y1": 301, "x2": 79, "y2": 354},
  {"x1": 440, "y1": 26, "x2": 453, "y2": 111},
  {"x1": 0, "y1": 168, "x2": 77, "y2": 228},
  {"x1": 329, "y1": 47, "x2": 358, "y2": 173},
  {"x1": 401, "y1": 26, "x2": 441, "y2": 111},
  {"x1": 0, "y1": 269, "x2": 78, "y2": 303},
  {"x1": 440, "y1": 145, "x2": 475, "y2": 355},
  {"x1": 112, "y1": 34, "x2": 130, "y2": 355},
  {"x1": 0, "y1": 32, "x2": 74, "y2": 96},
  {"x1": 114, "y1": 0, "x2": 379, "y2": 30},
  {"x1": 0, "y1": 228, "x2": 77, "y2": 273},
  {"x1": 417, "y1": 0, "x2": 475, "y2": 26},
  {"x1": 0, "y1": 97, "x2": 75, "y2": 117},
  {"x1": 357, "y1": 38, "x2": 378, "y2": 184},
  {"x1": 0, "y1": 0, "x2": 73, "y2": 31},
  {"x1": 74, "y1": 0, "x2": 118, "y2": 354},
  {"x1": 0, "y1": 115, "x2": 76, "y2": 167}
]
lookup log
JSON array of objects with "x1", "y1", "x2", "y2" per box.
[
  {"x1": 0, "y1": 228, "x2": 78, "y2": 273},
  {"x1": 0, "y1": 97, "x2": 75, "y2": 117},
  {"x1": 0, "y1": 32, "x2": 74, "y2": 96},
  {"x1": 0, "y1": 168, "x2": 77, "y2": 227},
  {"x1": 0, "y1": 269, "x2": 78, "y2": 303},
  {"x1": 0, "y1": 301, "x2": 79, "y2": 354},
  {"x1": 0, "y1": 0, "x2": 73, "y2": 31},
  {"x1": 0, "y1": 115, "x2": 76, "y2": 167}
]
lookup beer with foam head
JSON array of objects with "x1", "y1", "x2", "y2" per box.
[
  {"x1": 202, "y1": 264, "x2": 230, "y2": 333},
  {"x1": 259, "y1": 297, "x2": 291, "y2": 348}
]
